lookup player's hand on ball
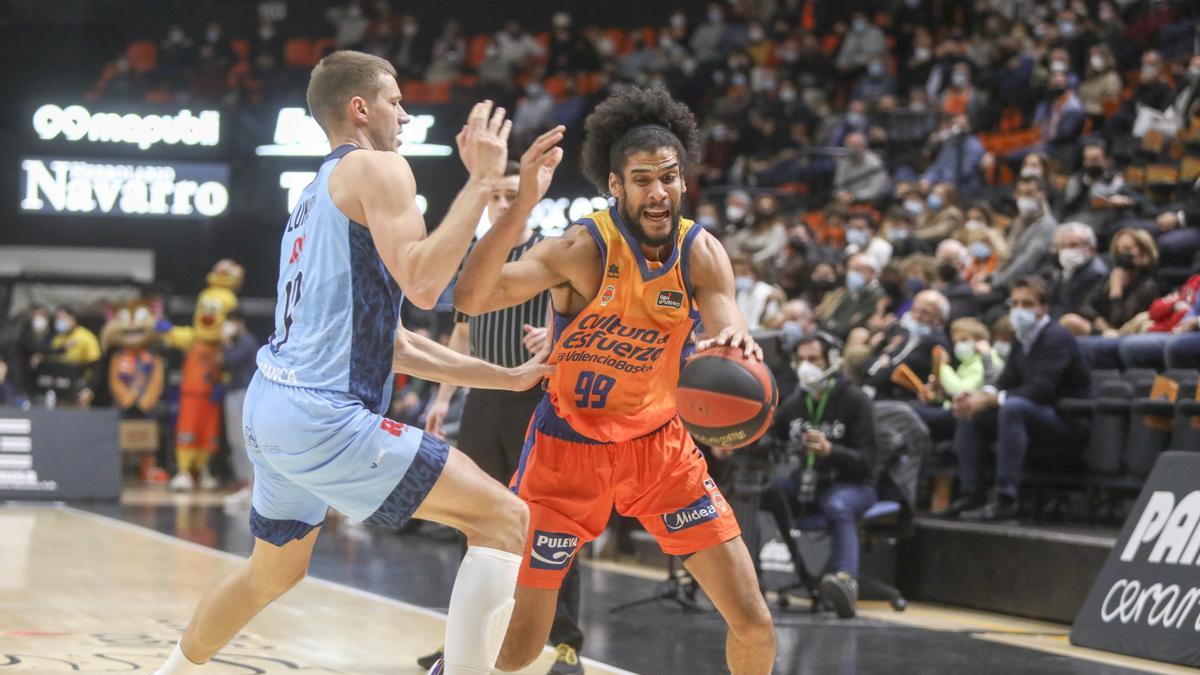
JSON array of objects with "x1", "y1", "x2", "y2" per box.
[
  {"x1": 517, "y1": 126, "x2": 565, "y2": 207},
  {"x1": 425, "y1": 400, "x2": 450, "y2": 439},
  {"x1": 697, "y1": 326, "x2": 763, "y2": 361},
  {"x1": 458, "y1": 101, "x2": 513, "y2": 180}
]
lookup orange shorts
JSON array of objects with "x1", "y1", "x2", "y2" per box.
[{"x1": 510, "y1": 399, "x2": 741, "y2": 589}]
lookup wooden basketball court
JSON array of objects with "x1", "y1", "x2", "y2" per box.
[{"x1": 0, "y1": 504, "x2": 631, "y2": 674}]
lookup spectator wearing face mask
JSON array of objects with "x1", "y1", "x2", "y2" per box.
[
  {"x1": 721, "y1": 189, "x2": 754, "y2": 231},
  {"x1": 881, "y1": 208, "x2": 928, "y2": 258},
  {"x1": 914, "y1": 182, "x2": 965, "y2": 245},
  {"x1": 851, "y1": 54, "x2": 897, "y2": 102},
  {"x1": 1113, "y1": 273, "x2": 1200, "y2": 370},
  {"x1": 1045, "y1": 222, "x2": 1108, "y2": 319},
  {"x1": 46, "y1": 306, "x2": 101, "y2": 407},
  {"x1": 1024, "y1": 72, "x2": 1085, "y2": 167},
  {"x1": 1147, "y1": 176, "x2": 1200, "y2": 268},
  {"x1": 954, "y1": 204, "x2": 1008, "y2": 262},
  {"x1": 962, "y1": 229, "x2": 1000, "y2": 285},
  {"x1": 1057, "y1": 141, "x2": 1145, "y2": 241},
  {"x1": 732, "y1": 257, "x2": 786, "y2": 331},
  {"x1": 1063, "y1": 228, "x2": 1160, "y2": 341},
  {"x1": 724, "y1": 194, "x2": 788, "y2": 274},
  {"x1": 933, "y1": 239, "x2": 978, "y2": 322},
  {"x1": 836, "y1": 12, "x2": 886, "y2": 74},
  {"x1": 805, "y1": 262, "x2": 840, "y2": 308},
  {"x1": 1107, "y1": 49, "x2": 1176, "y2": 137},
  {"x1": 834, "y1": 132, "x2": 889, "y2": 203},
  {"x1": 921, "y1": 114, "x2": 986, "y2": 195},
  {"x1": 16, "y1": 306, "x2": 53, "y2": 399},
  {"x1": 761, "y1": 335, "x2": 877, "y2": 619},
  {"x1": 1078, "y1": 45, "x2": 1122, "y2": 128},
  {"x1": 974, "y1": 177, "x2": 1057, "y2": 298},
  {"x1": 817, "y1": 254, "x2": 886, "y2": 341},
  {"x1": 842, "y1": 213, "x2": 892, "y2": 272},
  {"x1": 859, "y1": 289, "x2": 951, "y2": 402},
  {"x1": 944, "y1": 277, "x2": 1091, "y2": 522},
  {"x1": 914, "y1": 317, "x2": 1002, "y2": 441}
]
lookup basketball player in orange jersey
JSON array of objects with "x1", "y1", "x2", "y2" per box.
[{"x1": 454, "y1": 87, "x2": 776, "y2": 674}]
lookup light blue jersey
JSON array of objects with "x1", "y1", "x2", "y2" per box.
[
  {"x1": 244, "y1": 143, "x2": 447, "y2": 545},
  {"x1": 255, "y1": 143, "x2": 402, "y2": 415}
]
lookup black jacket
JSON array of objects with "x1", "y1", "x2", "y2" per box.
[
  {"x1": 861, "y1": 325, "x2": 950, "y2": 401},
  {"x1": 772, "y1": 376, "x2": 877, "y2": 488},
  {"x1": 1046, "y1": 255, "x2": 1108, "y2": 318},
  {"x1": 996, "y1": 321, "x2": 1091, "y2": 406}
]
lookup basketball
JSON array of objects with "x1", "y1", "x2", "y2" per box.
[{"x1": 677, "y1": 346, "x2": 778, "y2": 450}]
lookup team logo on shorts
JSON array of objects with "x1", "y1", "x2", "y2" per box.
[
  {"x1": 662, "y1": 495, "x2": 720, "y2": 533},
  {"x1": 656, "y1": 290, "x2": 684, "y2": 309},
  {"x1": 529, "y1": 530, "x2": 579, "y2": 570},
  {"x1": 600, "y1": 285, "x2": 617, "y2": 307}
]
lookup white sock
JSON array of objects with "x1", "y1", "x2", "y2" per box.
[
  {"x1": 154, "y1": 642, "x2": 205, "y2": 674},
  {"x1": 442, "y1": 546, "x2": 522, "y2": 675}
]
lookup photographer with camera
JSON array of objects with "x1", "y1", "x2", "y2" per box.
[{"x1": 761, "y1": 334, "x2": 877, "y2": 619}]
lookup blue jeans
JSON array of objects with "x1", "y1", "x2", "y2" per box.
[
  {"x1": 954, "y1": 396, "x2": 1087, "y2": 499},
  {"x1": 1166, "y1": 332, "x2": 1200, "y2": 368},
  {"x1": 767, "y1": 478, "x2": 877, "y2": 576},
  {"x1": 1078, "y1": 335, "x2": 1123, "y2": 369},
  {"x1": 1118, "y1": 332, "x2": 1170, "y2": 369}
]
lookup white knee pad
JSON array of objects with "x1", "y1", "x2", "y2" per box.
[{"x1": 443, "y1": 546, "x2": 521, "y2": 675}]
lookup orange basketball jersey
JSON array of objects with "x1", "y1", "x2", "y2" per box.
[{"x1": 546, "y1": 206, "x2": 704, "y2": 442}]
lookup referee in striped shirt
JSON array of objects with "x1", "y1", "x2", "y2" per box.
[{"x1": 422, "y1": 153, "x2": 586, "y2": 674}]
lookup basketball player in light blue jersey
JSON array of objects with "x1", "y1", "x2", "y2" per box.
[{"x1": 154, "y1": 51, "x2": 565, "y2": 675}]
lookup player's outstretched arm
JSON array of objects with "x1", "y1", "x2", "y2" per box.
[
  {"x1": 348, "y1": 102, "x2": 511, "y2": 309},
  {"x1": 392, "y1": 326, "x2": 552, "y2": 392},
  {"x1": 454, "y1": 229, "x2": 580, "y2": 316},
  {"x1": 690, "y1": 230, "x2": 763, "y2": 361},
  {"x1": 454, "y1": 126, "x2": 564, "y2": 311}
]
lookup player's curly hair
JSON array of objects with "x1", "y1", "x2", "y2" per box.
[{"x1": 581, "y1": 87, "x2": 701, "y2": 193}]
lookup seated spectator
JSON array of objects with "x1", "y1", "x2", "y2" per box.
[
  {"x1": 921, "y1": 114, "x2": 986, "y2": 195},
  {"x1": 1108, "y1": 49, "x2": 1175, "y2": 137},
  {"x1": 46, "y1": 306, "x2": 101, "y2": 407},
  {"x1": 804, "y1": 262, "x2": 840, "y2": 309},
  {"x1": 774, "y1": 299, "x2": 818, "y2": 341},
  {"x1": 914, "y1": 317, "x2": 1003, "y2": 441},
  {"x1": 326, "y1": 1, "x2": 369, "y2": 49},
  {"x1": 914, "y1": 183, "x2": 965, "y2": 245},
  {"x1": 15, "y1": 306, "x2": 52, "y2": 399},
  {"x1": 1143, "y1": 176, "x2": 1200, "y2": 268},
  {"x1": 859, "y1": 289, "x2": 951, "y2": 401},
  {"x1": 425, "y1": 20, "x2": 467, "y2": 84},
  {"x1": 836, "y1": 12, "x2": 886, "y2": 74},
  {"x1": 1117, "y1": 272, "x2": 1200, "y2": 370},
  {"x1": 834, "y1": 132, "x2": 889, "y2": 203},
  {"x1": 761, "y1": 335, "x2": 877, "y2": 619},
  {"x1": 851, "y1": 54, "x2": 897, "y2": 102},
  {"x1": 842, "y1": 213, "x2": 892, "y2": 272},
  {"x1": 1064, "y1": 228, "x2": 1160, "y2": 368},
  {"x1": 882, "y1": 208, "x2": 927, "y2": 258},
  {"x1": 817, "y1": 254, "x2": 885, "y2": 341},
  {"x1": 1078, "y1": 44, "x2": 1122, "y2": 128},
  {"x1": 943, "y1": 276, "x2": 1091, "y2": 521},
  {"x1": 733, "y1": 257, "x2": 785, "y2": 331},
  {"x1": 1045, "y1": 222, "x2": 1108, "y2": 319},
  {"x1": 1057, "y1": 141, "x2": 1146, "y2": 243},
  {"x1": 933, "y1": 240, "x2": 978, "y2": 322},
  {"x1": 956, "y1": 203, "x2": 1008, "y2": 263},
  {"x1": 1030, "y1": 71, "x2": 1086, "y2": 166},
  {"x1": 0, "y1": 355, "x2": 27, "y2": 408},
  {"x1": 724, "y1": 194, "x2": 788, "y2": 274},
  {"x1": 974, "y1": 177, "x2": 1057, "y2": 297}
]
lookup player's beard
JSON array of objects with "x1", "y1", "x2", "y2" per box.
[{"x1": 620, "y1": 201, "x2": 680, "y2": 248}]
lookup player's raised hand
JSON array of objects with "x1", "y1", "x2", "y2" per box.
[
  {"x1": 465, "y1": 100, "x2": 512, "y2": 181},
  {"x1": 521, "y1": 323, "x2": 549, "y2": 354},
  {"x1": 516, "y1": 125, "x2": 566, "y2": 207}
]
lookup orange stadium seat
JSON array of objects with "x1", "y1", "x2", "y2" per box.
[
  {"x1": 605, "y1": 28, "x2": 628, "y2": 54},
  {"x1": 467, "y1": 35, "x2": 490, "y2": 68},
  {"x1": 126, "y1": 41, "x2": 157, "y2": 74},
  {"x1": 284, "y1": 38, "x2": 316, "y2": 68},
  {"x1": 312, "y1": 37, "x2": 337, "y2": 60},
  {"x1": 231, "y1": 39, "x2": 251, "y2": 62},
  {"x1": 543, "y1": 75, "x2": 568, "y2": 100}
]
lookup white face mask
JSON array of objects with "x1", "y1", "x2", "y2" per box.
[
  {"x1": 796, "y1": 360, "x2": 827, "y2": 391},
  {"x1": 1090, "y1": 55, "x2": 1106, "y2": 71},
  {"x1": 965, "y1": 219, "x2": 987, "y2": 231},
  {"x1": 1017, "y1": 196, "x2": 1042, "y2": 216},
  {"x1": 954, "y1": 341, "x2": 977, "y2": 362},
  {"x1": 1059, "y1": 247, "x2": 1088, "y2": 271},
  {"x1": 726, "y1": 205, "x2": 747, "y2": 222},
  {"x1": 31, "y1": 315, "x2": 48, "y2": 333},
  {"x1": 993, "y1": 341, "x2": 1012, "y2": 360}
]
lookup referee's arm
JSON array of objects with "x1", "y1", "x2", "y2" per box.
[{"x1": 425, "y1": 321, "x2": 470, "y2": 438}]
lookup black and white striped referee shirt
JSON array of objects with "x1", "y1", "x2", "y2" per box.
[{"x1": 453, "y1": 232, "x2": 552, "y2": 369}]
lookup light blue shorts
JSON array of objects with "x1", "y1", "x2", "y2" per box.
[{"x1": 243, "y1": 372, "x2": 448, "y2": 545}]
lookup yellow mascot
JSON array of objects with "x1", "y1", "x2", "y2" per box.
[{"x1": 164, "y1": 259, "x2": 244, "y2": 491}]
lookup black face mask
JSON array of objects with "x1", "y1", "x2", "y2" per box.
[
  {"x1": 810, "y1": 279, "x2": 835, "y2": 293},
  {"x1": 1114, "y1": 252, "x2": 1136, "y2": 269},
  {"x1": 788, "y1": 237, "x2": 807, "y2": 252},
  {"x1": 1046, "y1": 86, "x2": 1065, "y2": 99},
  {"x1": 936, "y1": 262, "x2": 959, "y2": 283},
  {"x1": 1084, "y1": 165, "x2": 1104, "y2": 179}
]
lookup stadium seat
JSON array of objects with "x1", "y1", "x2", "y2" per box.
[
  {"x1": 126, "y1": 40, "x2": 157, "y2": 74},
  {"x1": 284, "y1": 38, "x2": 316, "y2": 68},
  {"x1": 467, "y1": 35, "x2": 490, "y2": 68}
]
